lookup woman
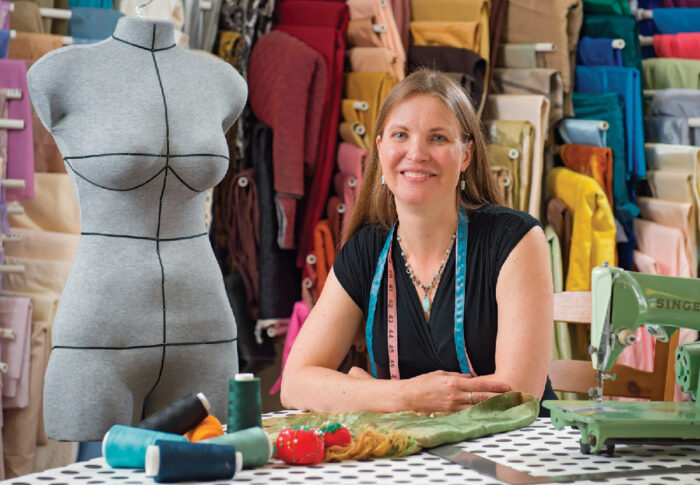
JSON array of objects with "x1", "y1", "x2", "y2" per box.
[{"x1": 281, "y1": 69, "x2": 553, "y2": 414}]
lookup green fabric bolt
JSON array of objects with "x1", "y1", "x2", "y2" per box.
[
  {"x1": 263, "y1": 392, "x2": 539, "y2": 458},
  {"x1": 581, "y1": 15, "x2": 641, "y2": 76},
  {"x1": 228, "y1": 377, "x2": 263, "y2": 433},
  {"x1": 582, "y1": 0, "x2": 631, "y2": 15},
  {"x1": 642, "y1": 58, "x2": 700, "y2": 90}
]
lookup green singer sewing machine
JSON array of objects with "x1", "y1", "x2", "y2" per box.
[{"x1": 543, "y1": 264, "x2": 700, "y2": 454}]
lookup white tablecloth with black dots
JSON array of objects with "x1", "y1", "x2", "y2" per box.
[{"x1": 8, "y1": 417, "x2": 700, "y2": 484}]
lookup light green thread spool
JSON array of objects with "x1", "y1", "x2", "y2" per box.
[{"x1": 201, "y1": 426, "x2": 272, "y2": 468}]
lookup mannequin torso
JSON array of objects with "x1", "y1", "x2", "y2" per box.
[{"x1": 28, "y1": 17, "x2": 247, "y2": 441}]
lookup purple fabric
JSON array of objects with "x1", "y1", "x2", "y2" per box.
[
  {"x1": 0, "y1": 29, "x2": 9, "y2": 58},
  {"x1": 0, "y1": 1, "x2": 10, "y2": 30},
  {"x1": 662, "y1": 0, "x2": 700, "y2": 6},
  {"x1": 0, "y1": 296, "x2": 33, "y2": 408},
  {"x1": 0, "y1": 60, "x2": 34, "y2": 200}
]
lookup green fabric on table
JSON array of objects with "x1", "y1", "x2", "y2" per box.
[
  {"x1": 643, "y1": 58, "x2": 700, "y2": 90},
  {"x1": 263, "y1": 392, "x2": 539, "y2": 457}
]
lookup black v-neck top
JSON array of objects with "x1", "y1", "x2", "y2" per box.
[{"x1": 334, "y1": 205, "x2": 540, "y2": 380}]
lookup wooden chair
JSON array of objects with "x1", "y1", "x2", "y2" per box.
[{"x1": 549, "y1": 291, "x2": 678, "y2": 401}]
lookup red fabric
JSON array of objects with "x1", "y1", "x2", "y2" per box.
[
  {"x1": 653, "y1": 33, "x2": 700, "y2": 59},
  {"x1": 248, "y1": 30, "x2": 328, "y2": 249},
  {"x1": 280, "y1": 0, "x2": 349, "y2": 37}
]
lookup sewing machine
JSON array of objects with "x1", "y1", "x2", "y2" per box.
[{"x1": 543, "y1": 263, "x2": 700, "y2": 455}]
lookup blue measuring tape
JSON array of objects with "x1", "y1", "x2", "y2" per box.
[{"x1": 365, "y1": 207, "x2": 475, "y2": 379}]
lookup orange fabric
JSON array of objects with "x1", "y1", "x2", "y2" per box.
[
  {"x1": 313, "y1": 220, "x2": 336, "y2": 293},
  {"x1": 560, "y1": 144, "x2": 614, "y2": 209},
  {"x1": 653, "y1": 33, "x2": 700, "y2": 60},
  {"x1": 184, "y1": 415, "x2": 224, "y2": 442},
  {"x1": 8, "y1": 32, "x2": 63, "y2": 62}
]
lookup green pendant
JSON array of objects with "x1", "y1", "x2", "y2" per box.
[{"x1": 422, "y1": 296, "x2": 431, "y2": 313}]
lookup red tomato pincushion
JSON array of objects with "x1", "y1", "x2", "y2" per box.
[
  {"x1": 321, "y1": 423, "x2": 352, "y2": 448},
  {"x1": 274, "y1": 427, "x2": 324, "y2": 465}
]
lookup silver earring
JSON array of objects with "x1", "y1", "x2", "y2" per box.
[
  {"x1": 461, "y1": 179, "x2": 466, "y2": 191},
  {"x1": 381, "y1": 175, "x2": 386, "y2": 185}
]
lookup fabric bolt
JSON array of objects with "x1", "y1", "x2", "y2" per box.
[
  {"x1": 326, "y1": 195, "x2": 343, "y2": 248},
  {"x1": 0, "y1": 296, "x2": 32, "y2": 406},
  {"x1": 279, "y1": 0, "x2": 349, "y2": 36},
  {"x1": 546, "y1": 197, "x2": 573, "y2": 283},
  {"x1": 391, "y1": 0, "x2": 409, "y2": 53},
  {"x1": 409, "y1": 0, "x2": 490, "y2": 71},
  {"x1": 68, "y1": 0, "x2": 112, "y2": 7},
  {"x1": 407, "y1": 45, "x2": 485, "y2": 111},
  {"x1": 269, "y1": 299, "x2": 310, "y2": 395},
  {"x1": 347, "y1": 18, "x2": 382, "y2": 47},
  {"x1": 337, "y1": 141, "x2": 367, "y2": 194},
  {"x1": 545, "y1": 225, "x2": 574, "y2": 369},
  {"x1": 652, "y1": 8, "x2": 700, "y2": 34},
  {"x1": 343, "y1": 71, "x2": 396, "y2": 142},
  {"x1": 373, "y1": 0, "x2": 405, "y2": 62},
  {"x1": 577, "y1": 36, "x2": 623, "y2": 66},
  {"x1": 645, "y1": 89, "x2": 700, "y2": 146},
  {"x1": 0, "y1": 28, "x2": 9, "y2": 58},
  {"x1": 484, "y1": 94, "x2": 550, "y2": 219},
  {"x1": 546, "y1": 167, "x2": 617, "y2": 291},
  {"x1": 443, "y1": 72, "x2": 481, "y2": 108},
  {"x1": 346, "y1": 0, "x2": 373, "y2": 20},
  {"x1": 488, "y1": 0, "x2": 507, "y2": 95},
  {"x1": 119, "y1": 0, "x2": 188, "y2": 47},
  {"x1": 7, "y1": 173, "x2": 79, "y2": 234},
  {"x1": 341, "y1": 98, "x2": 372, "y2": 137},
  {"x1": 409, "y1": 20, "x2": 481, "y2": 52},
  {"x1": 333, "y1": 172, "x2": 358, "y2": 236},
  {"x1": 8, "y1": 31, "x2": 63, "y2": 62},
  {"x1": 67, "y1": 8, "x2": 123, "y2": 40},
  {"x1": 228, "y1": 169, "x2": 259, "y2": 321},
  {"x1": 582, "y1": 0, "x2": 631, "y2": 14},
  {"x1": 339, "y1": 121, "x2": 370, "y2": 151},
  {"x1": 487, "y1": 143, "x2": 519, "y2": 204},
  {"x1": 182, "y1": 0, "x2": 222, "y2": 51},
  {"x1": 0, "y1": 1, "x2": 10, "y2": 29},
  {"x1": 638, "y1": 196, "x2": 697, "y2": 278},
  {"x1": 571, "y1": 92, "x2": 638, "y2": 220},
  {"x1": 251, "y1": 122, "x2": 299, "y2": 321},
  {"x1": 495, "y1": 43, "x2": 540, "y2": 69},
  {"x1": 661, "y1": 0, "x2": 700, "y2": 5},
  {"x1": 556, "y1": 119, "x2": 608, "y2": 147},
  {"x1": 248, "y1": 30, "x2": 327, "y2": 249},
  {"x1": 654, "y1": 33, "x2": 700, "y2": 59},
  {"x1": 8, "y1": 1, "x2": 42, "y2": 33},
  {"x1": 560, "y1": 144, "x2": 614, "y2": 208},
  {"x1": 347, "y1": 46, "x2": 404, "y2": 81},
  {"x1": 486, "y1": 120, "x2": 534, "y2": 213},
  {"x1": 490, "y1": 165, "x2": 514, "y2": 208},
  {"x1": 490, "y1": 68, "x2": 564, "y2": 127},
  {"x1": 642, "y1": 57, "x2": 700, "y2": 89},
  {"x1": 575, "y1": 65, "x2": 646, "y2": 180},
  {"x1": 646, "y1": 171, "x2": 699, "y2": 235},
  {"x1": 32, "y1": 115, "x2": 65, "y2": 173},
  {"x1": 581, "y1": 15, "x2": 642, "y2": 75},
  {"x1": 312, "y1": 219, "x2": 336, "y2": 296},
  {"x1": 501, "y1": 0, "x2": 582, "y2": 96},
  {"x1": 0, "y1": 59, "x2": 34, "y2": 201}
]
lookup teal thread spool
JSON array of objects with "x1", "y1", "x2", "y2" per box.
[
  {"x1": 201, "y1": 426, "x2": 272, "y2": 468},
  {"x1": 145, "y1": 440, "x2": 243, "y2": 483},
  {"x1": 228, "y1": 373, "x2": 262, "y2": 433},
  {"x1": 103, "y1": 424, "x2": 188, "y2": 469}
]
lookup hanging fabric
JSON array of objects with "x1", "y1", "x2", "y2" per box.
[
  {"x1": 546, "y1": 197, "x2": 573, "y2": 284},
  {"x1": 343, "y1": 71, "x2": 396, "y2": 143},
  {"x1": 490, "y1": 68, "x2": 564, "y2": 127},
  {"x1": 67, "y1": 7, "x2": 124, "y2": 42},
  {"x1": 580, "y1": 14, "x2": 642, "y2": 74},
  {"x1": 644, "y1": 89, "x2": 700, "y2": 146},
  {"x1": 652, "y1": 7, "x2": 700, "y2": 33},
  {"x1": 347, "y1": 47, "x2": 404, "y2": 81},
  {"x1": 409, "y1": 20, "x2": 481, "y2": 52},
  {"x1": 8, "y1": 32, "x2": 64, "y2": 61},
  {"x1": 653, "y1": 33, "x2": 700, "y2": 59},
  {"x1": 556, "y1": 119, "x2": 608, "y2": 147},
  {"x1": 582, "y1": 0, "x2": 631, "y2": 14},
  {"x1": 642, "y1": 58, "x2": 700, "y2": 89},
  {"x1": 577, "y1": 36, "x2": 623, "y2": 66},
  {"x1": 560, "y1": 144, "x2": 614, "y2": 208},
  {"x1": 8, "y1": 1, "x2": 43, "y2": 33}
]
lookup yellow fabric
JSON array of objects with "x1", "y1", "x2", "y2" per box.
[
  {"x1": 410, "y1": 20, "x2": 481, "y2": 52},
  {"x1": 8, "y1": 173, "x2": 80, "y2": 235},
  {"x1": 546, "y1": 167, "x2": 616, "y2": 291},
  {"x1": 343, "y1": 72, "x2": 397, "y2": 140},
  {"x1": 409, "y1": 0, "x2": 490, "y2": 67}
]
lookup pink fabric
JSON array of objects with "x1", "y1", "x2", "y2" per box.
[
  {"x1": 270, "y1": 300, "x2": 310, "y2": 394},
  {"x1": 633, "y1": 218, "x2": 697, "y2": 401},
  {"x1": 334, "y1": 172, "x2": 358, "y2": 239},
  {"x1": 654, "y1": 33, "x2": 700, "y2": 59},
  {"x1": 337, "y1": 141, "x2": 366, "y2": 191},
  {"x1": 0, "y1": 297, "x2": 32, "y2": 408},
  {"x1": 0, "y1": 60, "x2": 34, "y2": 200}
]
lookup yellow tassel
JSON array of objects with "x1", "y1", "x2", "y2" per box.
[{"x1": 323, "y1": 430, "x2": 413, "y2": 461}]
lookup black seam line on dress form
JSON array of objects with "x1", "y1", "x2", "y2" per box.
[
  {"x1": 65, "y1": 161, "x2": 166, "y2": 192},
  {"x1": 52, "y1": 338, "x2": 237, "y2": 351},
  {"x1": 146, "y1": 24, "x2": 170, "y2": 401},
  {"x1": 169, "y1": 166, "x2": 204, "y2": 193},
  {"x1": 80, "y1": 232, "x2": 207, "y2": 242},
  {"x1": 112, "y1": 35, "x2": 176, "y2": 52},
  {"x1": 64, "y1": 153, "x2": 229, "y2": 161}
]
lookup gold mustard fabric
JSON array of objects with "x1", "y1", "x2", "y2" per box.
[
  {"x1": 410, "y1": 20, "x2": 481, "y2": 52},
  {"x1": 343, "y1": 72, "x2": 397, "y2": 140}
]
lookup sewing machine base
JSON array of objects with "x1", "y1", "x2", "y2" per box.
[{"x1": 543, "y1": 400, "x2": 700, "y2": 455}]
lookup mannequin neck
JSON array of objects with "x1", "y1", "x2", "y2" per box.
[{"x1": 112, "y1": 17, "x2": 176, "y2": 51}]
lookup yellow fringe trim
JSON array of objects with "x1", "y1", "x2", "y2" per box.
[{"x1": 323, "y1": 430, "x2": 413, "y2": 462}]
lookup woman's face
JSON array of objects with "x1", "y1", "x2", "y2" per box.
[{"x1": 376, "y1": 93, "x2": 471, "y2": 210}]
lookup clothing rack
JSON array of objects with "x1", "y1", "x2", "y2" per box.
[
  {"x1": 5, "y1": 90, "x2": 22, "y2": 101},
  {"x1": 0, "y1": 119, "x2": 24, "y2": 130}
]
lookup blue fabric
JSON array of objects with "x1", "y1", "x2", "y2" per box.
[
  {"x1": 577, "y1": 37, "x2": 623, "y2": 66},
  {"x1": 0, "y1": 29, "x2": 9, "y2": 59},
  {"x1": 575, "y1": 66, "x2": 646, "y2": 182},
  {"x1": 653, "y1": 8, "x2": 700, "y2": 33},
  {"x1": 71, "y1": 37, "x2": 103, "y2": 44},
  {"x1": 572, "y1": 92, "x2": 640, "y2": 221},
  {"x1": 69, "y1": 8, "x2": 123, "y2": 40},
  {"x1": 557, "y1": 119, "x2": 608, "y2": 147},
  {"x1": 581, "y1": 15, "x2": 642, "y2": 75},
  {"x1": 68, "y1": 0, "x2": 112, "y2": 8}
]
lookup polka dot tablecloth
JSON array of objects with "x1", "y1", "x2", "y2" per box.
[{"x1": 9, "y1": 418, "x2": 700, "y2": 484}]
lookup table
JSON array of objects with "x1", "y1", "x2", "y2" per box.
[{"x1": 9, "y1": 417, "x2": 700, "y2": 484}]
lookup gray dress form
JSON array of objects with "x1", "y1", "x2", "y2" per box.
[{"x1": 27, "y1": 17, "x2": 247, "y2": 441}]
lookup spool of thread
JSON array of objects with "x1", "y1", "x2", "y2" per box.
[
  {"x1": 102, "y1": 425, "x2": 188, "y2": 468},
  {"x1": 137, "y1": 392, "x2": 210, "y2": 435},
  {"x1": 184, "y1": 414, "x2": 225, "y2": 442},
  {"x1": 228, "y1": 373, "x2": 262, "y2": 433},
  {"x1": 201, "y1": 426, "x2": 272, "y2": 468},
  {"x1": 145, "y1": 440, "x2": 242, "y2": 483}
]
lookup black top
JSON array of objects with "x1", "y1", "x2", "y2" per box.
[{"x1": 334, "y1": 205, "x2": 540, "y2": 380}]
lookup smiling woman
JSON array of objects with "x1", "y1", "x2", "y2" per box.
[{"x1": 280, "y1": 69, "x2": 555, "y2": 416}]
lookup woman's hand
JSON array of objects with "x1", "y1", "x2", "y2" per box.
[{"x1": 401, "y1": 371, "x2": 511, "y2": 413}]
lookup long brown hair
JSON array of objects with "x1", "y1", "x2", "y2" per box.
[{"x1": 344, "y1": 69, "x2": 503, "y2": 242}]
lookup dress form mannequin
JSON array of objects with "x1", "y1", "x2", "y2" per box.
[{"x1": 27, "y1": 16, "x2": 247, "y2": 441}]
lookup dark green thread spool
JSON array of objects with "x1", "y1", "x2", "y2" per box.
[{"x1": 228, "y1": 373, "x2": 262, "y2": 433}]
